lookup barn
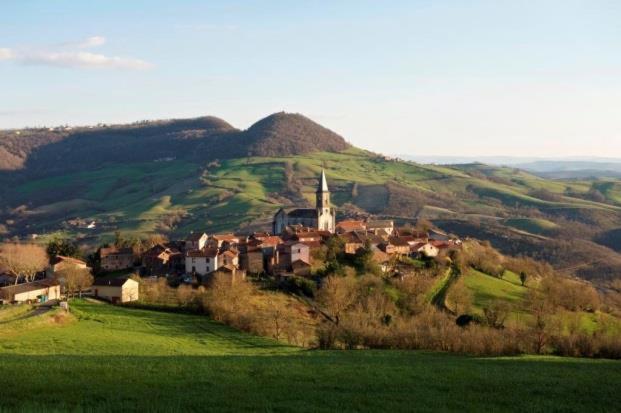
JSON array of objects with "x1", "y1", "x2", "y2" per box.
[{"x1": 0, "y1": 279, "x2": 61, "y2": 304}]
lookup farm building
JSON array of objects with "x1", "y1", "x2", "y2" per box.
[
  {"x1": 0, "y1": 279, "x2": 61, "y2": 304},
  {"x1": 92, "y1": 277, "x2": 139, "y2": 304}
]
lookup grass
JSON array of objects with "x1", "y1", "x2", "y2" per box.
[
  {"x1": 1, "y1": 301, "x2": 621, "y2": 412},
  {"x1": 461, "y1": 269, "x2": 529, "y2": 316},
  {"x1": 504, "y1": 218, "x2": 559, "y2": 235}
]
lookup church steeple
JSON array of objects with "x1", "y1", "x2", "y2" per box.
[
  {"x1": 318, "y1": 169, "x2": 329, "y2": 192},
  {"x1": 316, "y1": 169, "x2": 330, "y2": 209}
]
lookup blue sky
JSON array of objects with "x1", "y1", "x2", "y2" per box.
[{"x1": 1, "y1": 0, "x2": 620, "y2": 157}]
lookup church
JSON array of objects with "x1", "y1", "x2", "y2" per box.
[{"x1": 272, "y1": 169, "x2": 336, "y2": 234}]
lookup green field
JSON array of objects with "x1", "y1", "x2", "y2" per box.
[
  {"x1": 462, "y1": 269, "x2": 528, "y2": 314},
  {"x1": 1, "y1": 301, "x2": 620, "y2": 412}
]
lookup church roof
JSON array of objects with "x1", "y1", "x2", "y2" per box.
[
  {"x1": 287, "y1": 208, "x2": 318, "y2": 219},
  {"x1": 317, "y1": 169, "x2": 329, "y2": 192}
]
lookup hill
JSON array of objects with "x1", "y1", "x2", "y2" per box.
[
  {"x1": 0, "y1": 112, "x2": 348, "y2": 181},
  {"x1": 3, "y1": 114, "x2": 621, "y2": 284},
  {"x1": 0, "y1": 300, "x2": 619, "y2": 412}
]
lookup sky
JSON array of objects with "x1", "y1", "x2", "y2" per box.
[{"x1": 1, "y1": 0, "x2": 620, "y2": 157}]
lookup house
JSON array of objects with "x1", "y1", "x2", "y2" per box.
[
  {"x1": 341, "y1": 231, "x2": 384, "y2": 254},
  {"x1": 413, "y1": 242, "x2": 440, "y2": 258},
  {"x1": 92, "y1": 277, "x2": 139, "y2": 303},
  {"x1": 370, "y1": 247, "x2": 391, "y2": 273},
  {"x1": 380, "y1": 237, "x2": 412, "y2": 255},
  {"x1": 49, "y1": 255, "x2": 89, "y2": 275},
  {"x1": 185, "y1": 248, "x2": 219, "y2": 275},
  {"x1": 185, "y1": 232, "x2": 208, "y2": 251},
  {"x1": 100, "y1": 247, "x2": 134, "y2": 271},
  {"x1": 239, "y1": 247, "x2": 264, "y2": 274},
  {"x1": 366, "y1": 219, "x2": 394, "y2": 236},
  {"x1": 0, "y1": 279, "x2": 61, "y2": 304},
  {"x1": 142, "y1": 244, "x2": 183, "y2": 276},
  {"x1": 275, "y1": 242, "x2": 310, "y2": 273},
  {"x1": 335, "y1": 220, "x2": 366, "y2": 234},
  {"x1": 218, "y1": 249, "x2": 239, "y2": 268},
  {"x1": 273, "y1": 169, "x2": 336, "y2": 234}
]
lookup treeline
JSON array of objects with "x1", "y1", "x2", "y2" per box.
[{"x1": 130, "y1": 239, "x2": 621, "y2": 359}]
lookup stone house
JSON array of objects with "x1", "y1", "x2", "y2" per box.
[
  {"x1": 142, "y1": 244, "x2": 183, "y2": 276},
  {"x1": 366, "y1": 220, "x2": 394, "y2": 237},
  {"x1": 100, "y1": 247, "x2": 134, "y2": 272}
]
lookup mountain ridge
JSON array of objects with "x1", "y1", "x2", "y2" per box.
[{"x1": 0, "y1": 112, "x2": 350, "y2": 177}]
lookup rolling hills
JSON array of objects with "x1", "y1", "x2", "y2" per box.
[
  {"x1": 2, "y1": 112, "x2": 621, "y2": 284},
  {"x1": 1, "y1": 300, "x2": 620, "y2": 412}
]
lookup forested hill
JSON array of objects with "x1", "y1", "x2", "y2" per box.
[{"x1": 0, "y1": 112, "x2": 349, "y2": 179}]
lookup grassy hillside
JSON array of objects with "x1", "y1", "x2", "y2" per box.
[{"x1": 0, "y1": 301, "x2": 620, "y2": 412}]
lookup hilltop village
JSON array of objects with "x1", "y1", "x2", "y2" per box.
[{"x1": 0, "y1": 170, "x2": 461, "y2": 304}]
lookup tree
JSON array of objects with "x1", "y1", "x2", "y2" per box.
[
  {"x1": 519, "y1": 271, "x2": 527, "y2": 287},
  {"x1": 316, "y1": 275, "x2": 358, "y2": 326},
  {"x1": 450, "y1": 278, "x2": 472, "y2": 315},
  {"x1": 0, "y1": 243, "x2": 48, "y2": 284},
  {"x1": 46, "y1": 237, "x2": 79, "y2": 261},
  {"x1": 483, "y1": 300, "x2": 511, "y2": 329},
  {"x1": 56, "y1": 266, "x2": 93, "y2": 298},
  {"x1": 355, "y1": 240, "x2": 381, "y2": 276}
]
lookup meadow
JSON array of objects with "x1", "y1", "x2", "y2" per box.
[{"x1": 0, "y1": 300, "x2": 620, "y2": 412}]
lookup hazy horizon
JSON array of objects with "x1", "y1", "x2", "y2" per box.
[{"x1": 2, "y1": 1, "x2": 620, "y2": 158}]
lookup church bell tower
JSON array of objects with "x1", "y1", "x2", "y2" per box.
[
  {"x1": 316, "y1": 169, "x2": 330, "y2": 210},
  {"x1": 316, "y1": 169, "x2": 336, "y2": 232}
]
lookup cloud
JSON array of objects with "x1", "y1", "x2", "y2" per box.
[
  {"x1": 0, "y1": 37, "x2": 152, "y2": 70},
  {"x1": 0, "y1": 48, "x2": 14, "y2": 60},
  {"x1": 20, "y1": 51, "x2": 152, "y2": 70},
  {"x1": 75, "y1": 36, "x2": 107, "y2": 49}
]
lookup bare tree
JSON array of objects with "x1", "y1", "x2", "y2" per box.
[
  {"x1": 316, "y1": 276, "x2": 358, "y2": 326},
  {"x1": 0, "y1": 243, "x2": 48, "y2": 284},
  {"x1": 56, "y1": 266, "x2": 93, "y2": 298}
]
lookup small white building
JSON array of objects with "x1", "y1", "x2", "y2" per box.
[
  {"x1": 92, "y1": 277, "x2": 139, "y2": 304},
  {"x1": 186, "y1": 248, "x2": 219, "y2": 275}
]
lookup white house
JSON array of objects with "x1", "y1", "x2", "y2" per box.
[
  {"x1": 92, "y1": 277, "x2": 139, "y2": 303},
  {"x1": 186, "y1": 248, "x2": 219, "y2": 275}
]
